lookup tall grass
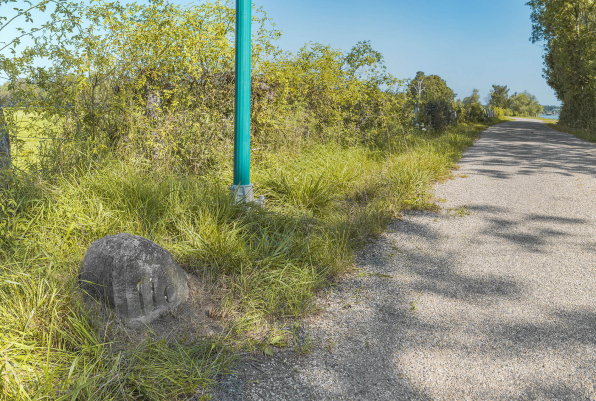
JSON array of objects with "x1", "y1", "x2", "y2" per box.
[{"x1": 0, "y1": 119, "x2": 502, "y2": 399}]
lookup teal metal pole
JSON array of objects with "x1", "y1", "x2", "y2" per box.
[{"x1": 233, "y1": 0, "x2": 251, "y2": 188}]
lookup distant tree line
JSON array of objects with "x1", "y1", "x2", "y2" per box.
[
  {"x1": 487, "y1": 84, "x2": 543, "y2": 117},
  {"x1": 409, "y1": 74, "x2": 544, "y2": 129}
]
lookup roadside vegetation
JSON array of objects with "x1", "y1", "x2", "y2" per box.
[
  {"x1": 508, "y1": 115, "x2": 559, "y2": 123},
  {"x1": 1, "y1": 0, "x2": 505, "y2": 399},
  {"x1": 528, "y1": 0, "x2": 596, "y2": 132}
]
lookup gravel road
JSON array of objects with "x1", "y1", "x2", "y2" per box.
[{"x1": 212, "y1": 118, "x2": 596, "y2": 400}]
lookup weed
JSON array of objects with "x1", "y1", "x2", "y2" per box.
[
  {"x1": 324, "y1": 338, "x2": 337, "y2": 353},
  {"x1": 295, "y1": 332, "x2": 315, "y2": 355},
  {"x1": 354, "y1": 270, "x2": 393, "y2": 279},
  {"x1": 289, "y1": 322, "x2": 314, "y2": 355},
  {"x1": 410, "y1": 291, "x2": 424, "y2": 313},
  {"x1": 450, "y1": 206, "x2": 471, "y2": 217}
]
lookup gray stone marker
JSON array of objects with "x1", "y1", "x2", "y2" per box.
[{"x1": 80, "y1": 233, "x2": 189, "y2": 327}]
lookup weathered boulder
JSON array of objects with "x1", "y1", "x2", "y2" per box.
[{"x1": 80, "y1": 233, "x2": 189, "y2": 327}]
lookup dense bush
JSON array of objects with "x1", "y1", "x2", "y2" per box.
[
  {"x1": 493, "y1": 106, "x2": 509, "y2": 118},
  {"x1": 425, "y1": 99, "x2": 453, "y2": 130},
  {"x1": 2, "y1": 0, "x2": 418, "y2": 174},
  {"x1": 528, "y1": 0, "x2": 595, "y2": 128},
  {"x1": 409, "y1": 71, "x2": 461, "y2": 129}
]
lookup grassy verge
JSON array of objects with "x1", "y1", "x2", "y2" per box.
[
  {"x1": 506, "y1": 116, "x2": 559, "y2": 123},
  {"x1": 0, "y1": 119, "x2": 504, "y2": 399},
  {"x1": 547, "y1": 123, "x2": 596, "y2": 143}
]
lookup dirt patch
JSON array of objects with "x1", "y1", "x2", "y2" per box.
[{"x1": 84, "y1": 273, "x2": 224, "y2": 346}]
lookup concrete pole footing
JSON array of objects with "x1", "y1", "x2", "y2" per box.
[{"x1": 230, "y1": 184, "x2": 265, "y2": 206}]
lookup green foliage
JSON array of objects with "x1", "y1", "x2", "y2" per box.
[
  {"x1": 2, "y1": 1, "x2": 408, "y2": 173},
  {"x1": 0, "y1": 116, "x2": 499, "y2": 399},
  {"x1": 0, "y1": 0, "x2": 83, "y2": 112},
  {"x1": 528, "y1": 0, "x2": 596, "y2": 128},
  {"x1": 271, "y1": 40, "x2": 398, "y2": 140},
  {"x1": 469, "y1": 102, "x2": 486, "y2": 121},
  {"x1": 453, "y1": 90, "x2": 485, "y2": 124},
  {"x1": 550, "y1": 123, "x2": 596, "y2": 143},
  {"x1": 509, "y1": 91, "x2": 543, "y2": 116},
  {"x1": 425, "y1": 99, "x2": 454, "y2": 130},
  {"x1": 0, "y1": 170, "x2": 21, "y2": 245},
  {"x1": 0, "y1": 255, "x2": 229, "y2": 399},
  {"x1": 0, "y1": 82, "x2": 10, "y2": 104},
  {"x1": 1, "y1": 0, "x2": 277, "y2": 171},
  {"x1": 489, "y1": 85, "x2": 510, "y2": 109},
  {"x1": 410, "y1": 71, "x2": 457, "y2": 129},
  {"x1": 493, "y1": 106, "x2": 508, "y2": 118},
  {"x1": 463, "y1": 88, "x2": 481, "y2": 107},
  {"x1": 410, "y1": 71, "x2": 456, "y2": 103},
  {"x1": 485, "y1": 83, "x2": 541, "y2": 118}
]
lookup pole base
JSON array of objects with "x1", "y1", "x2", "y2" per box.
[
  {"x1": 230, "y1": 184, "x2": 266, "y2": 206},
  {"x1": 230, "y1": 183, "x2": 260, "y2": 202},
  {"x1": 230, "y1": 183, "x2": 254, "y2": 203}
]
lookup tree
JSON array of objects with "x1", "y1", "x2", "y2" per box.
[
  {"x1": 488, "y1": 85, "x2": 510, "y2": 109},
  {"x1": 463, "y1": 88, "x2": 481, "y2": 106},
  {"x1": 527, "y1": 0, "x2": 596, "y2": 128},
  {"x1": 456, "y1": 89, "x2": 485, "y2": 123},
  {"x1": 509, "y1": 91, "x2": 543, "y2": 116},
  {"x1": 409, "y1": 71, "x2": 455, "y2": 104},
  {"x1": 409, "y1": 71, "x2": 456, "y2": 129}
]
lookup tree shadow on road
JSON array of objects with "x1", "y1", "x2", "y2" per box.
[
  {"x1": 214, "y1": 208, "x2": 596, "y2": 400},
  {"x1": 465, "y1": 120, "x2": 596, "y2": 179}
]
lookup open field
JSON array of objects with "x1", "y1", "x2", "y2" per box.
[{"x1": 6, "y1": 110, "x2": 54, "y2": 169}]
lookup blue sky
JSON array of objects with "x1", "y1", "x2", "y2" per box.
[
  {"x1": 252, "y1": 0, "x2": 558, "y2": 106},
  {"x1": 1, "y1": 0, "x2": 558, "y2": 105}
]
